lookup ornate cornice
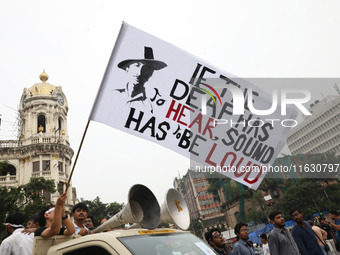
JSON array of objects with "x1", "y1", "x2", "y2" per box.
[{"x1": 0, "y1": 142, "x2": 74, "y2": 160}]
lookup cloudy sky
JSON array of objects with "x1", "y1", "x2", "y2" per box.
[{"x1": 1, "y1": 0, "x2": 340, "y2": 204}]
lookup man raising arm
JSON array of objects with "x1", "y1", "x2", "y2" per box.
[{"x1": 35, "y1": 192, "x2": 75, "y2": 237}]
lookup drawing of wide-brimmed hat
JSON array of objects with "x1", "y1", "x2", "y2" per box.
[{"x1": 118, "y1": 46, "x2": 167, "y2": 71}]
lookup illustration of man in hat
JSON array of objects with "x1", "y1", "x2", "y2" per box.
[{"x1": 116, "y1": 46, "x2": 167, "y2": 112}]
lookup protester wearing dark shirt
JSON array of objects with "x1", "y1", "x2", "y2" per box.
[
  {"x1": 329, "y1": 210, "x2": 340, "y2": 251},
  {"x1": 318, "y1": 216, "x2": 339, "y2": 254},
  {"x1": 319, "y1": 217, "x2": 333, "y2": 240},
  {"x1": 35, "y1": 226, "x2": 65, "y2": 236},
  {"x1": 329, "y1": 211, "x2": 340, "y2": 241},
  {"x1": 204, "y1": 228, "x2": 232, "y2": 255},
  {"x1": 267, "y1": 211, "x2": 300, "y2": 255},
  {"x1": 35, "y1": 192, "x2": 75, "y2": 237},
  {"x1": 290, "y1": 209, "x2": 323, "y2": 255}
]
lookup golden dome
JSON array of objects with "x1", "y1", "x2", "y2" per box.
[
  {"x1": 28, "y1": 70, "x2": 56, "y2": 96},
  {"x1": 39, "y1": 70, "x2": 49, "y2": 82}
]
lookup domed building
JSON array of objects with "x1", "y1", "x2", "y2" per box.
[{"x1": 0, "y1": 71, "x2": 75, "y2": 206}]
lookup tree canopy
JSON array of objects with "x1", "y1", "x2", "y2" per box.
[
  {"x1": 0, "y1": 177, "x2": 56, "y2": 242},
  {"x1": 80, "y1": 197, "x2": 124, "y2": 227}
]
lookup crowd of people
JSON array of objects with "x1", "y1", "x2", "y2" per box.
[
  {"x1": 1, "y1": 190, "x2": 340, "y2": 255},
  {"x1": 203, "y1": 210, "x2": 340, "y2": 255},
  {"x1": 0, "y1": 192, "x2": 103, "y2": 254}
]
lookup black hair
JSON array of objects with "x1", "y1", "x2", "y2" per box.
[
  {"x1": 290, "y1": 209, "x2": 301, "y2": 215},
  {"x1": 72, "y1": 202, "x2": 88, "y2": 213},
  {"x1": 5, "y1": 212, "x2": 24, "y2": 228},
  {"x1": 307, "y1": 220, "x2": 314, "y2": 226},
  {"x1": 268, "y1": 211, "x2": 282, "y2": 221},
  {"x1": 29, "y1": 213, "x2": 39, "y2": 224},
  {"x1": 37, "y1": 204, "x2": 54, "y2": 227},
  {"x1": 234, "y1": 222, "x2": 247, "y2": 236},
  {"x1": 329, "y1": 210, "x2": 340, "y2": 216},
  {"x1": 204, "y1": 228, "x2": 221, "y2": 243},
  {"x1": 260, "y1": 233, "x2": 267, "y2": 241},
  {"x1": 87, "y1": 215, "x2": 96, "y2": 226}
]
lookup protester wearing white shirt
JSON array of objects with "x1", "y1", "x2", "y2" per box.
[
  {"x1": 260, "y1": 233, "x2": 270, "y2": 255},
  {"x1": 0, "y1": 212, "x2": 33, "y2": 255}
]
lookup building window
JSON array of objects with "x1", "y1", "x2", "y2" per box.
[
  {"x1": 58, "y1": 162, "x2": 63, "y2": 172},
  {"x1": 33, "y1": 161, "x2": 40, "y2": 172},
  {"x1": 43, "y1": 190, "x2": 51, "y2": 201},
  {"x1": 58, "y1": 117, "x2": 63, "y2": 135},
  {"x1": 37, "y1": 114, "x2": 46, "y2": 133},
  {"x1": 42, "y1": 160, "x2": 50, "y2": 171}
]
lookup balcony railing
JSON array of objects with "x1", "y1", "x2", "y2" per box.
[
  {"x1": 32, "y1": 171, "x2": 52, "y2": 178},
  {"x1": 0, "y1": 140, "x2": 21, "y2": 148},
  {"x1": 0, "y1": 134, "x2": 70, "y2": 149},
  {"x1": 28, "y1": 134, "x2": 66, "y2": 145},
  {"x1": 0, "y1": 173, "x2": 17, "y2": 185}
]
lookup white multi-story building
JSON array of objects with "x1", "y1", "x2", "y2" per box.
[
  {"x1": 0, "y1": 71, "x2": 75, "y2": 206},
  {"x1": 287, "y1": 95, "x2": 340, "y2": 156}
]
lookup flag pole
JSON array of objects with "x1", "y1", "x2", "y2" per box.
[{"x1": 66, "y1": 119, "x2": 90, "y2": 191}]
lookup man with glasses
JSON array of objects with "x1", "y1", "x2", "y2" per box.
[
  {"x1": 233, "y1": 222, "x2": 255, "y2": 255},
  {"x1": 84, "y1": 215, "x2": 95, "y2": 231},
  {"x1": 267, "y1": 211, "x2": 300, "y2": 255},
  {"x1": 205, "y1": 228, "x2": 232, "y2": 255}
]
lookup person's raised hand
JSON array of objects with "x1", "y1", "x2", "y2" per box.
[{"x1": 56, "y1": 192, "x2": 67, "y2": 207}]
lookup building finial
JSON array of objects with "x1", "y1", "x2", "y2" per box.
[{"x1": 39, "y1": 70, "x2": 49, "y2": 83}]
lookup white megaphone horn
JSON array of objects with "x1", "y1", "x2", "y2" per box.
[
  {"x1": 159, "y1": 188, "x2": 190, "y2": 230},
  {"x1": 94, "y1": 184, "x2": 160, "y2": 233}
]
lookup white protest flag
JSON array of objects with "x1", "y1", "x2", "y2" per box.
[{"x1": 90, "y1": 22, "x2": 298, "y2": 190}]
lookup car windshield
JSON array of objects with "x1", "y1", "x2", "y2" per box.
[{"x1": 118, "y1": 232, "x2": 216, "y2": 255}]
